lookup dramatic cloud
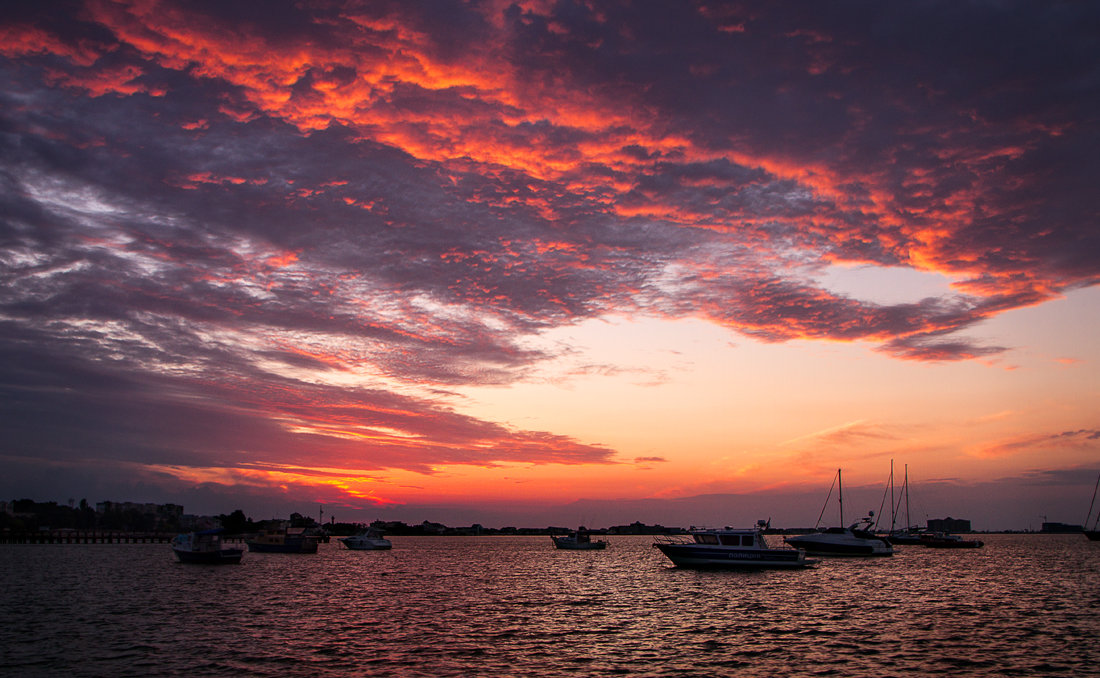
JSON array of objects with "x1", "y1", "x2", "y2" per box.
[
  {"x1": 2, "y1": 1, "x2": 1096, "y2": 511},
  {"x1": 970, "y1": 429, "x2": 1100, "y2": 460}
]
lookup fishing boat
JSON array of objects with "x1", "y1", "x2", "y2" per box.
[
  {"x1": 784, "y1": 469, "x2": 894, "y2": 557},
  {"x1": 246, "y1": 525, "x2": 320, "y2": 553},
  {"x1": 921, "y1": 532, "x2": 984, "y2": 548},
  {"x1": 1085, "y1": 472, "x2": 1100, "y2": 541},
  {"x1": 551, "y1": 527, "x2": 607, "y2": 550},
  {"x1": 339, "y1": 527, "x2": 392, "y2": 550},
  {"x1": 171, "y1": 528, "x2": 243, "y2": 564},
  {"x1": 655, "y1": 521, "x2": 816, "y2": 568}
]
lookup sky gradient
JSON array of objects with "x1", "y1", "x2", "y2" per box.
[{"x1": 2, "y1": 0, "x2": 1097, "y2": 530}]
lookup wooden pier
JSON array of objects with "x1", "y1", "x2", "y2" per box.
[
  {"x1": 0, "y1": 531, "x2": 249, "y2": 545},
  {"x1": 0, "y1": 531, "x2": 172, "y2": 544}
]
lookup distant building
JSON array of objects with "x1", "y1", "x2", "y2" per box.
[
  {"x1": 1041, "y1": 522, "x2": 1084, "y2": 533},
  {"x1": 927, "y1": 517, "x2": 971, "y2": 533}
]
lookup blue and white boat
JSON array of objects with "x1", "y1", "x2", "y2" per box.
[{"x1": 654, "y1": 522, "x2": 816, "y2": 568}]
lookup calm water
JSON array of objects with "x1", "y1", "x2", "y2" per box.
[{"x1": 2, "y1": 534, "x2": 1098, "y2": 676}]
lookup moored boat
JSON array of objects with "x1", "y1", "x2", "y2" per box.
[
  {"x1": 551, "y1": 526, "x2": 607, "y2": 550},
  {"x1": 339, "y1": 527, "x2": 392, "y2": 550},
  {"x1": 246, "y1": 525, "x2": 320, "y2": 553},
  {"x1": 879, "y1": 461, "x2": 923, "y2": 545},
  {"x1": 784, "y1": 468, "x2": 894, "y2": 557},
  {"x1": 785, "y1": 519, "x2": 895, "y2": 556},
  {"x1": 655, "y1": 522, "x2": 816, "y2": 568},
  {"x1": 921, "y1": 532, "x2": 983, "y2": 548},
  {"x1": 885, "y1": 530, "x2": 925, "y2": 545},
  {"x1": 171, "y1": 528, "x2": 243, "y2": 564}
]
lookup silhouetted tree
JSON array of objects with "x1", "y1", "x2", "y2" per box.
[{"x1": 218, "y1": 509, "x2": 251, "y2": 534}]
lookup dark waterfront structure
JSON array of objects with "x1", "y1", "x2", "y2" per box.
[
  {"x1": 0, "y1": 531, "x2": 174, "y2": 544},
  {"x1": 1041, "y1": 522, "x2": 1084, "y2": 533}
]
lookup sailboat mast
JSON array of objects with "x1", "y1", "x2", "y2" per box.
[
  {"x1": 1086, "y1": 472, "x2": 1100, "y2": 529},
  {"x1": 890, "y1": 459, "x2": 896, "y2": 532},
  {"x1": 838, "y1": 468, "x2": 844, "y2": 526},
  {"x1": 905, "y1": 464, "x2": 911, "y2": 533}
]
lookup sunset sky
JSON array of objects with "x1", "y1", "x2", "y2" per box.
[{"x1": 2, "y1": 1, "x2": 1097, "y2": 530}]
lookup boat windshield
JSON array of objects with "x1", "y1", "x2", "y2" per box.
[{"x1": 718, "y1": 534, "x2": 756, "y2": 546}]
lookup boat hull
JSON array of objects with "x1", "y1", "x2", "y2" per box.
[
  {"x1": 784, "y1": 534, "x2": 893, "y2": 556},
  {"x1": 552, "y1": 537, "x2": 606, "y2": 550},
  {"x1": 885, "y1": 533, "x2": 924, "y2": 545},
  {"x1": 654, "y1": 543, "x2": 814, "y2": 568},
  {"x1": 173, "y1": 547, "x2": 243, "y2": 564},
  {"x1": 340, "y1": 538, "x2": 392, "y2": 550}
]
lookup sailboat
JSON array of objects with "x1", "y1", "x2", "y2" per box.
[
  {"x1": 1084, "y1": 472, "x2": 1100, "y2": 541},
  {"x1": 885, "y1": 463, "x2": 923, "y2": 545},
  {"x1": 784, "y1": 469, "x2": 894, "y2": 556}
]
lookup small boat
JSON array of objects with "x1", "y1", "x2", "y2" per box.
[
  {"x1": 339, "y1": 527, "x2": 392, "y2": 550},
  {"x1": 246, "y1": 525, "x2": 320, "y2": 553},
  {"x1": 784, "y1": 469, "x2": 894, "y2": 557},
  {"x1": 551, "y1": 527, "x2": 607, "y2": 550},
  {"x1": 885, "y1": 530, "x2": 925, "y2": 546},
  {"x1": 921, "y1": 532, "x2": 984, "y2": 548},
  {"x1": 654, "y1": 522, "x2": 816, "y2": 568},
  {"x1": 171, "y1": 528, "x2": 243, "y2": 564}
]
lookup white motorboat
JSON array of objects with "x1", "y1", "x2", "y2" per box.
[
  {"x1": 339, "y1": 527, "x2": 392, "y2": 550},
  {"x1": 785, "y1": 518, "x2": 894, "y2": 556},
  {"x1": 784, "y1": 468, "x2": 894, "y2": 557},
  {"x1": 551, "y1": 527, "x2": 607, "y2": 550},
  {"x1": 655, "y1": 522, "x2": 816, "y2": 568}
]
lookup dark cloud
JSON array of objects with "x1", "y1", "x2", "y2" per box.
[{"x1": 1, "y1": 0, "x2": 1096, "y2": 504}]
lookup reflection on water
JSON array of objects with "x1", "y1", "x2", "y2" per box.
[{"x1": 1, "y1": 535, "x2": 1098, "y2": 676}]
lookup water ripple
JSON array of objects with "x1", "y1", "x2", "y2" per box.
[{"x1": 1, "y1": 535, "x2": 1098, "y2": 676}]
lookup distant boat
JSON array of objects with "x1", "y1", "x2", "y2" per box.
[
  {"x1": 171, "y1": 529, "x2": 243, "y2": 564},
  {"x1": 785, "y1": 468, "x2": 894, "y2": 557},
  {"x1": 884, "y1": 463, "x2": 924, "y2": 545},
  {"x1": 655, "y1": 522, "x2": 817, "y2": 568},
  {"x1": 339, "y1": 527, "x2": 392, "y2": 550},
  {"x1": 246, "y1": 525, "x2": 320, "y2": 553},
  {"x1": 886, "y1": 531, "x2": 925, "y2": 546},
  {"x1": 921, "y1": 532, "x2": 983, "y2": 549},
  {"x1": 1085, "y1": 472, "x2": 1100, "y2": 541},
  {"x1": 551, "y1": 527, "x2": 607, "y2": 550}
]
